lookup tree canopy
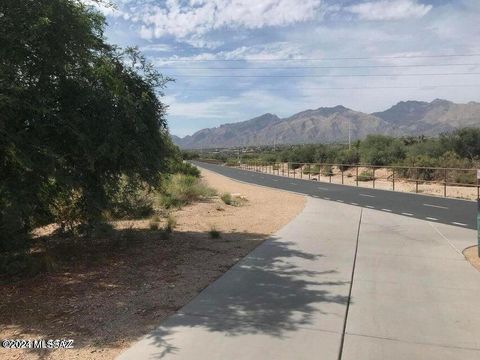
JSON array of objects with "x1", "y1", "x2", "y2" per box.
[{"x1": 0, "y1": 0, "x2": 174, "y2": 252}]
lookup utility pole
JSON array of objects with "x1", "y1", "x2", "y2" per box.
[
  {"x1": 273, "y1": 129, "x2": 277, "y2": 152},
  {"x1": 348, "y1": 119, "x2": 351, "y2": 151},
  {"x1": 477, "y1": 169, "x2": 480, "y2": 257}
]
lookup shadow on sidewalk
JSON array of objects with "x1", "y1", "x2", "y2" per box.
[{"x1": 144, "y1": 237, "x2": 350, "y2": 358}]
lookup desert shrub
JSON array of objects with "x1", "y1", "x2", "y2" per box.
[
  {"x1": 107, "y1": 176, "x2": 154, "y2": 220},
  {"x1": 149, "y1": 220, "x2": 160, "y2": 231},
  {"x1": 165, "y1": 214, "x2": 177, "y2": 233},
  {"x1": 400, "y1": 154, "x2": 438, "y2": 181},
  {"x1": 220, "y1": 192, "x2": 247, "y2": 206},
  {"x1": 260, "y1": 153, "x2": 278, "y2": 164},
  {"x1": 359, "y1": 135, "x2": 406, "y2": 165},
  {"x1": 221, "y1": 193, "x2": 233, "y2": 205},
  {"x1": 169, "y1": 161, "x2": 200, "y2": 177},
  {"x1": 357, "y1": 171, "x2": 374, "y2": 182},
  {"x1": 335, "y1": 149, "x2": 360, "y2": 170},
  {"x1": 225, "y1": 159, "x2": 240, "y2": 166},
  {"x1": 303, "y1": 164, "x2": 320, "y2": 175},
  {"x1": 441, "y1": 128, "x2": 480, "y2": 160},
  {"x1": 321, "y1": 165, "x2": 334, "y2": 176},
  {"x1": 453, "y1": 172, "x2": 476, "y2": 185},
  {"x1": 160, "y1": 174, "x2": 216, "y2": 208},
  {"x1": 181, "y1": 151, "x2": 200, "y2": 160}
]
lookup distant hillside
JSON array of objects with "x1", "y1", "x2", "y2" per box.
[{"x1": 172, "y1": 99, "x2": 480, "y2": 149}]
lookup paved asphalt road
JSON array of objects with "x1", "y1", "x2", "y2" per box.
[{"x1": 192, "y1": 161, "x2": 478, "y2": 230}]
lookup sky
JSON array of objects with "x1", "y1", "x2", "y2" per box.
[{"x1": 86, "y1": 0, "x2": 480, "y2": 137}]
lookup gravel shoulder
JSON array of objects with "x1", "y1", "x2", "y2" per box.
[
  {"x1": 464, "y1": 246, "x2": 480, "y2": 271},
  {"x1": 0, "y1": 169, "x2": 305, "y2": 360}
]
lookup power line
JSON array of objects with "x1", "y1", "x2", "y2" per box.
[
  {"x1": 160, "y1": 63, "x2": 480, "y2": 70},
  {"x1": 168, "y1": 72, "x2": 480, "y2": 78},
  {"x1": 167, "y1": 84, "x2": 480, "y2": 91},
  {"x1": 157, "y1": 53, "x2": 480, "y2": 62}
]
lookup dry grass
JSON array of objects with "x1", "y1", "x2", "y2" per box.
[{"x1": 463, "y1": 245, "x2": 480, "y2": 271}]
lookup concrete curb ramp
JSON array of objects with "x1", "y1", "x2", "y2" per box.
[{"x1": 117, "y1": 198, "x2": 480, "y2": 360}]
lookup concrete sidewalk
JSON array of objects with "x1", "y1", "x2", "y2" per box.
[
  {"x1": 343, "y1": 210, "x2": 480, "y2": 360},
  {"x1": 117, "y1": 198, "x2": 480, "y2": 360}
]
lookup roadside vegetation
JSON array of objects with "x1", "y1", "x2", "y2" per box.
[
  {"x1": 0, "y1": 0, "x2": 216, "y2": 279},
  {"x1": 190, "y1": 129, "x2": 480, "y2": 184},
  {"x1": 192, "y1": 129, "x2": 480, "y2": 168}
]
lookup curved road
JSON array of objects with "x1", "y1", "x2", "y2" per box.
[{"x1": 192, "y1": 161, "x2": 478, "y2": 230}]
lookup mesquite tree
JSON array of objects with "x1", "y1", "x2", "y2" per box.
[{"x1": 0, "y1": 0, "x2": 174, "y2": 252}]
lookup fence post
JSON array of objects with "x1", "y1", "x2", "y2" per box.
[
  {"x1": 392, "y1": 168, "x2": 395, "y2": 191},
  {"x1": 356, "y1": 166, "x2": 359, "y2": 187},
  {"x1": 341, "y1": 168, "x2": 344, "y2": 184},
  {"x1": 415, "y1": 168, "x2": 418, "y2": 193},
  {"x1": 444, "y1": 168, "x2": 447, "y2": 197},
  {"x1": 287, "y1": 163, "x2": 290, "y2": 177},
  {"x1": 373, "y1": 168, "x2": 376, "y2": 189},
  {"x1": 308, "y1": 164, "x2": 311, "y2": 180},
  {"x1": 293, "y1": 164, "x2": 296, "y2": 179},
  {"x1": 300, "y1": 164, "x2": 302, "y2": 179}
]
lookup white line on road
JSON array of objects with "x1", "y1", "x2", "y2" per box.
[
  {"x1": 359, "y1": 193, "x2": 375, "y2": 198},
  {"x1": 423, "y1": 203, "x2": 449, "y2": 210},
  {"x1": 272, "y1": 179, "x2": 278, "y2": 182},
  {"x1": 426, "y1": 217, "x2": 438, "y2": 221},
  {"x1": 366, "y1": 205, "x2": 375, "y2": 209},
  {"x1": 324, "y1": 197, "x2": 331, "y2": 200},
  {"x1": 337, "y1": 200, "x2": 344, "y2": 203},
  {"x1": 290, "y1": 182, "x2": 297, "y2": 185},
  {"x1": 381, "y1": 209, "x2": 392, "y2": 212},
  {"x1": 351, "y1": 202, "x2": 359, "y2": 206},
  {"x1": 318, "y1": 187, "x2": 329, "y2": 191},
  {"x1": 451, "y1": 222, "x2": 467, "y2": 226},
  {"x1": 402, "y1": 212, "x2": 414, "y2": 216}
]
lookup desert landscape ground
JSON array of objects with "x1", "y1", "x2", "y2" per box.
[{"x1": 0, "y1": 169, "x2": 305, "y2": 360}]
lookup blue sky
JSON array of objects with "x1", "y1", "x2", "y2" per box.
[{"x1": 86, "y1": 0, "x2": 480, "y2": 136}]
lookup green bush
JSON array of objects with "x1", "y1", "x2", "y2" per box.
[
  {"x1": 169, "y1": 161, "x2": 200, "y2": 177},
  {"x1": 221, "y1": 193, "x2": 233, "y2": 205},
  {"x1": 357, "y1": 171, "x2": 374, "y2": 182},
  {"x1": 160, "y1": 174, "x2": 216, "y2": 209},
  {"x1": 335, "y1": 149, "x2": 360, "y2": 170},
  {"x1": 165, "y1": 214, "x2": 177, "y2": 233},
  {"x1": 107, "y1": 176, "x2": 154, "y2": 220},
  {"x1": 321, "y1": 165, "x2": 334, "y2": 176},
  {"x1": 359, "y1": 135, "x2": 406, "y2": 166},
  {"x1": 225, "y1": 159, "x2": 240, "y2": 167},
  {"x1": 303, "y1": 164, "x2": 320, "y2": 175}
]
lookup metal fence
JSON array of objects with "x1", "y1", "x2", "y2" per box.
[{"x1": 226, "y1": 161, "x2": 480, "y2": 200}]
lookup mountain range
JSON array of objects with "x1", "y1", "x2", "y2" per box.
[{"x1": 172, "y1": 99, "x2": 480, "y2": 149}]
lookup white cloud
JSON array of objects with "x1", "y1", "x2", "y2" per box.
[
  {"x1": 346, "y1": 0, "x2": 432, "y2": 21},
  {"x1": 139, "y1": 43, "x2": 173, "y2": 52},
  {"x1": 129, "y1": 0, "x2": 323, "y2": 41}
]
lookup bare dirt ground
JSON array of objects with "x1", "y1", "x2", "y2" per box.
[
  {"x1": 464, "y1": 246, "x2": 480, "y2": 271},
  {"x1": 0, "y1": 169, "x2": 305, "y2": 360},
  {"x1": 241, "y1": 164, "x2": 478, "y2": 200}
]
